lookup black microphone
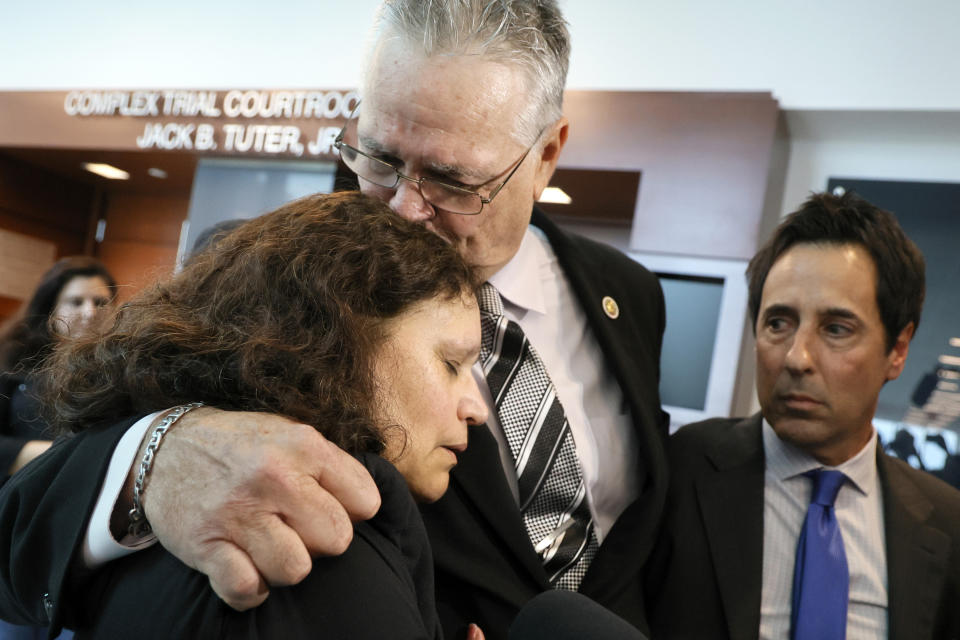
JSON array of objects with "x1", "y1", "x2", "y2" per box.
[{"x1": 509, "y1": 591, "x2": 649, "y2": 640}]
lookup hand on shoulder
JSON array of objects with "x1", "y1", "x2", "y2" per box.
[{"x1": 140, "y1": 407, "x2": 381, "y2": 610}]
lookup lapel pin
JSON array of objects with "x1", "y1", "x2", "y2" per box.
[{"x1": 602, "y1": 296, "x2": 620, "y2": 319}]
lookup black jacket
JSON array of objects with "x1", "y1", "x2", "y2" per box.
[
  {"x1": 646, "y1": 414, "x2": 960, "y2": 640},
  {"x1": 0, "y1": 372, "x2": 55, "y2": 477},
  {"x1": 78, "y1": 449, "x2": 439, "y2": 640},
  {"x1": 422, "y1": 210, "x2": 669, "y2": 640}
]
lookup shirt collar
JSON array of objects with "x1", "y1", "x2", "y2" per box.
[
  {"x1": 762, "y1": 418, "x2": 878, "y2": 497},
  {"x1": 486, "y1": 227, "x2": 549, "y2": 316}
]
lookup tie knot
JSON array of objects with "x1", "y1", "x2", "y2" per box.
[
  {"x1": 478, "y1": 282, "x2": 505, "y2": 317},
  {"x1": 805, "y1": 469, "x2": 846, "y2": 507}
]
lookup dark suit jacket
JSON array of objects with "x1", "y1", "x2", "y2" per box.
[
  {"x1": 0, "y1": 416, "x2": 440, "y2": 640},
  {"x1": 0, "y1": 372, "x2": 55, "y2": 477},
  {"x1": 0, "y1": 416, "x2": 134, "y2": 634},
  {"x1": 73, "y1": 448, "x2": 440, "y2": 640},
  {"x1": 646, "y1": 414, "x2": 960, "y2": 640},
  {"x1": 0, "y1": 211, "x2": 668, "y2": 639},
  {"x1": 421, "y1": 210, "x2": 670, "y2": 640}
]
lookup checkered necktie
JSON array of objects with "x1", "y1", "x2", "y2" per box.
[{"x1": 477, "y1": 283, "x2": 598, "y2": 589}]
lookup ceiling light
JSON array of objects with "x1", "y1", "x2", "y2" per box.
[
  {"x1": 147, "y1": 167, "x2": 168, "y2": 179},
  {"x1": 537, "y1": 186, "x2": 572, "y2": 204},
  {"x1": 82, "y1": 162, "x2": 130, "y2": 180},
  {"x1": 939, "y1": 354, "x2": 960, "y2": 367},
  {"x1": 950, "y1": 337, "x2": 960, "y2": 348}
]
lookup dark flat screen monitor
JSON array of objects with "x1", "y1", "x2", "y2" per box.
[{"x1": 628, "y1": 252, "x2": 750, "y2": 431}]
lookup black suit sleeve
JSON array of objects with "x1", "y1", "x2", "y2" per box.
[
  {"x1": 0, "y1": 376, "x2": 34, "y2": 476},
  {"x1": 72, "y1": 453, "x2": 439, "y2": 640},
  {"x1": 72, "y1": 529, "x2": 435, "y2": 640},
  {"x1": 0, "y1": 416, "x2": 135, "y2": 630},
  {"x1": 0, "y1": 435, "x2": 32, "y2": 478}
]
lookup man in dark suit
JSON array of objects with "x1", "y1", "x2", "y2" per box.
[
  {"x1": 646, "y1": 192, "x2": 960, "y2": 640},
  {"x1": 0, "y1": 2, "x2": 668, "y2": 639}
]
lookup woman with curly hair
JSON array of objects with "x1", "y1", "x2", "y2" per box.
[
  {"x1": 0, "y1": 256, "x2": 116, "y2": 477},
  {"x1": 29, "y1": 191, "x2": 487, "y2": 639}
]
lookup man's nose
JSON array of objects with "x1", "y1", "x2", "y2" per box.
[
  {"x1": 389, "y1": 179, "x2": 435, "y2": 222},
  {"x1": 784, "y1": 326, "x2": 815, "y2": 374}
]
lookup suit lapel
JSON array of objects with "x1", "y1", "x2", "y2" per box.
[
  {"x1": 880, "y1": 453, "x2": 951, "y2": 640},
  {"x1": 696, "y1": 415, "x2": 766, "y2": 640}
]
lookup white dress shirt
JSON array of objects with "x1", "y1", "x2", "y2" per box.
[
  {"x1": 481, "y1": 226, "x2": 639, "y2": 542},
  {"x1": 759, "y1": 420, "x2": 888, "y2": 640},
  {"x1": 82, "y1": 412, "x2": 160, "y2": 568},
  {"x1": 84, "y1": 224, "x2": 639, "y2": 562}
]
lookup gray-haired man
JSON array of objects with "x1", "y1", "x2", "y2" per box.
[{"x1": 0, "y1": 3, "x2": 668, "y2": 638}]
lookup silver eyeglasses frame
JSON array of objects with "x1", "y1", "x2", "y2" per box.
[{"x1": 334, "y1": 104, "x2": 542, "y2": 215}]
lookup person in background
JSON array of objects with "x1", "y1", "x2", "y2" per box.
[
  {"x1": 0, "y1": 256, "x2": 116, "y2": 477},
  {"x1": 0, "y1": 257, "x2": 115, "y2": 640},
  {"x1": 645, "y1": 192, "x2": 960, "y2": 640},
  {"x1": 186, "y1": 218, "x2": 247, "y2": 263}
]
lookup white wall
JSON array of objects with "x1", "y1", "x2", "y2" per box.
[
  {"x1": 3, "y1": 1, "x2": 960, "y2": 110},
  {"x1": 0, "y1": 1, "x2": 381, "y2": 91},
  {"x1": 781, "y1": 111, "x2": 960, "y2": 213}
]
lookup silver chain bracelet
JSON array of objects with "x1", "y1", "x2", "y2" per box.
[{"x1": 128, "y1": 402, "x2": 204, "y2": 537}]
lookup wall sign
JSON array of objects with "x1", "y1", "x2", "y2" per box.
[{"x1": 0, "y1": 89, "x2": 358, "y2": 160}]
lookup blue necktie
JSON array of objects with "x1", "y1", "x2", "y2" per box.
[{"x1": 791, "y1": 469, "x2": 849, "y2": 640}]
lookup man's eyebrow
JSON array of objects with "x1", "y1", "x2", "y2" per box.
[
  {"x1": 424, "y1": 161, "x2": 490, "y2": 183},
  {"x1": 761, "y1": 303, "x2": 797, "y2": 319},
  {"x1": 761, "y1": 304, "x2": 863, "y2": 323},
  {"x1": 357, "y1": 133, "x2": 490, "y2": 183},
  {"x1": 358, "y1": 133, "x2": 390, "y2": 155},
  {"x1": 821, "y1": 307, "x2": 860, "y2": 322}
]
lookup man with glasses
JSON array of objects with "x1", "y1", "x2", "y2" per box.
[
  {"x1": 0, "y1": 1, "x2": 668, "y2": 638},
  {"x1": 335, "y1": 106, "x2": 543, "y2": 219}
]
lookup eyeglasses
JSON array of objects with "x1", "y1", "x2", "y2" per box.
[{"x1": 334, "y1": 105, "x2": 539, "y2": 215}]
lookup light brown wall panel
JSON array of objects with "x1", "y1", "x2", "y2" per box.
[
  {"x1": 96, "y1": 241, "x2": 179, "y2": 302},
  {"x1": 0, "y1": 153, "x2": 94, "y2": 257},
  {"x1": 0, "y1": 295, "x2": 23, "y2": 325},
  {"x1": 102, "y1": 192, "x2": 187, "y2": 245},
  {"x1": 559, "y1": 91, "x2": 782, "y2": 260},
  {"x1": 97, "y1": 191, "x2": 188, "y2": 301},
  {"x1": 0, "y1": 153, "x2": 97, "y2": 323}
]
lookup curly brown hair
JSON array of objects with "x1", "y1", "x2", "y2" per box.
[{"x1": 38, "y1": 191, "x2": 477, "y2": 454}]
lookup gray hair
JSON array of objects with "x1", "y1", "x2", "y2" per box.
[{"x1": 366, "y1": 0, "x2": 570, "y2": 145}]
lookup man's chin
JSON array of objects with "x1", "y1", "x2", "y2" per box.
[{"x1": 768, "y1": 413, "x2": 828, "y2": 448}]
